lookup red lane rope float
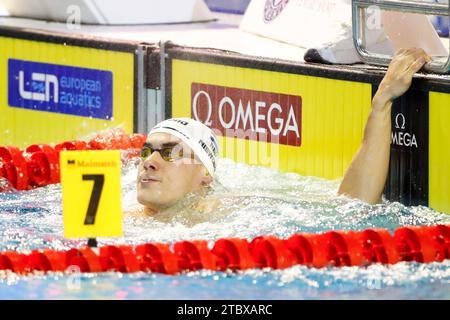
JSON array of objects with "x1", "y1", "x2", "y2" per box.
[
  {"x1": 0, "y1": 225, "x2": 449, "y2": 275},
  {"x1": 0, "y1": 130, "x2": 147, "y2": 192}
]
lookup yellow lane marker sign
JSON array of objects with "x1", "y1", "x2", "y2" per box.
[{"x1": 60, "y1": 150, "x2": 123, "y2": 239}]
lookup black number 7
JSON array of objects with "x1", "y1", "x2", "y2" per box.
[{"x1": 82, "y1": 174, "x2": 104, "y2": 225}]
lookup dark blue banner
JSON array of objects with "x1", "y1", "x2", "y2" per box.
[
  {"x1": 204, "y1": 0, "x2": 251, "y2": 14},
  {"x1": 8, "y1": 59, "x2": 113, "y2": 120}
]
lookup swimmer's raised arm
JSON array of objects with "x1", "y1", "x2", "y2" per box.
[{"x1": 337, "y1": 48, "x2": 431, "y2": 204}]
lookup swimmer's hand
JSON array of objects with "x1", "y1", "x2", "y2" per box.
[
  {"x1": 375, "y1": 48, "x2": 431, "y2": 105},
  {"x1": 338, "y1": 48, "x2": 430, "y2": 204}
]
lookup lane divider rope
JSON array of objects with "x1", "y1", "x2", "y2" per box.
[
  {"x1": 0, "y1": 225, "x2": 448, "y2": 274},
  {"x1": 0, "y1": 130, "x2": 147, "y2": 191}
]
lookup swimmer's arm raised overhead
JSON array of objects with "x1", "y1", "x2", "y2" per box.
[{"x1": 337, "y1": 48, "x2": 431, "y2": 204}]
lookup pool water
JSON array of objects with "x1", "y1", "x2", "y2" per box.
[{"x1": 0, "y1": 156, "x2": 449, "y2": 299}]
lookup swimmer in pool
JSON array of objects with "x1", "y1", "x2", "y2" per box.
[
  {"x1": 135, "y1": 117, "x2": 220, "y2": 222},
  {"x1": 134, "y1": 48, "x2": 431, "y2": 220}
]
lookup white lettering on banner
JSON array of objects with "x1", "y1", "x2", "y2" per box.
[
  {"x1": 192, "y1": 91, "x2": 300, "y2": 139},
  {"x1": 219, "y1": 97, "x2": 236, "y2": 129},
  {"x1": 391, "y1": 112, "x2": 418, "y2": 148},
  {"x1": 236, "y1": 100, "x2": 255, "y2": 131},
  {"x1": 284, "y1": 106, "x2": 300, "y2": 138},
  {"x1": 391, "y1": 132, "x2": 418, "y2": 148},
  {"x1": 192, "y1": 90, "x2": 213, "y2": 126},
  {"x1": 395, "y1": 113, "x2": 406, "y2": 130},
  {"x1": 255, "y1": 101, "x2": 267, "y2": 134},
  {"x1": 19, "y1": 71, "x2": 59, "y2": 103},
  {"x1": 268, "y1": 103, "x2": 283, "y2": 135}
]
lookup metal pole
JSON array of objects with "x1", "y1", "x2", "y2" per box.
[{"x1": 352, "y1": 0, "x2": 450, "y2": 73}]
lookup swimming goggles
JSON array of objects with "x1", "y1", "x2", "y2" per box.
[{"x1": 140, "y1": 143, "x2": 195, "y2": 162}]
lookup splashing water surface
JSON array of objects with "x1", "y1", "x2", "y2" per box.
[{"x1": 0, "y1": 157, "x2": 449, "y2": 299}]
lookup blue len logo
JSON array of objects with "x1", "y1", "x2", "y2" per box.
[{"x1": 8, "y1": 59, "x2": 113, "y2": 120}]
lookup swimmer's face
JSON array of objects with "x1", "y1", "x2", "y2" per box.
[{"x1": 137, "y1": 133, "x2": 212, "y2": 210}]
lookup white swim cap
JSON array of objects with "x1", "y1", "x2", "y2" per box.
[{"x1": 148, "y1": 118, "x2": 219, "y2": 176}]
